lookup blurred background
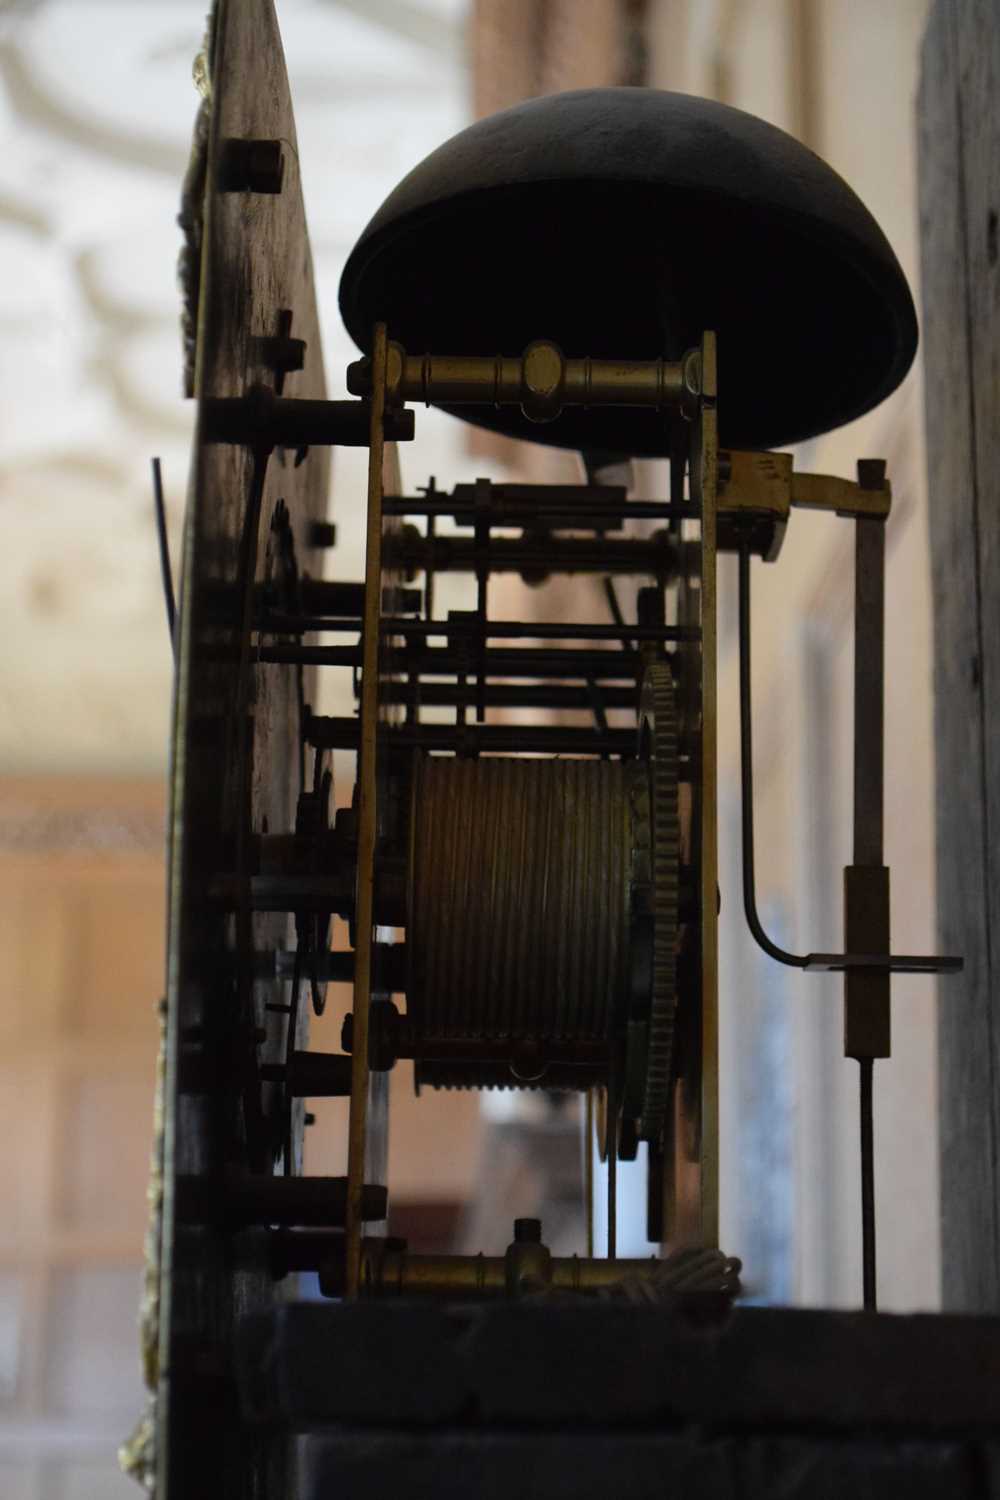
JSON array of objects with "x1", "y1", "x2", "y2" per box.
[{"x1": 0, "y1": 1, "x2": 938, "y2": 1496}]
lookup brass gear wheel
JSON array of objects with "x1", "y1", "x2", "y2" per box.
[{"x1": 638, "y1": 662, "x2": 680, "y2": 1142}]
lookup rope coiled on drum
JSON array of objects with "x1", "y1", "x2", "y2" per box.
[{"x1": 408, "y1": 757, "x2": 635, "y2": 1084}]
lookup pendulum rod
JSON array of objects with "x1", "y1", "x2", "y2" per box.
[
  {"x1": 738, "y1": 519, "x2": 888, "y2": 1311},
  {"x1": 846, "y1": 507, "x2": 891, "y2": 1313},
  {"x1": 738, "y1": 495, "x2": 890, "y2": 1311}
]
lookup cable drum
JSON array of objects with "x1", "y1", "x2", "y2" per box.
[
  {"x1": 407, "y1": 755, "x2": 645, "y2": 1089},
  {"x1": 414, "y1": 1061, "x2": 607, "y2": 1093}
]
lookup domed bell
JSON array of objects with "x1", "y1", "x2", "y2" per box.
[{"x1": 339, "y1": 87, "x2": 917, "y2": 455}]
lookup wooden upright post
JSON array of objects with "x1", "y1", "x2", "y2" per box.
[{"x1": 919, "y1": 0, "x2": 1000, "y2": 1310}]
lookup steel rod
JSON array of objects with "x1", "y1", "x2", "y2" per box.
[
  {"x1": 385, "y1": 535, "x2": 676, "y2": 577},
  {"x1": 257, "y1": 644, "x2": 648, "y2": 678},
  {"x1": 174, "y1": 1173, "x2": 386, "y2": 1226},
  {"x1": 385, "y1": 619, "x2": 698, "y2": 642},
  {"x1": 603, "y1": 577, "x2": 634, "y2": 653},
  {"x1": 388, "y1": 481, "x2": 631, "y2": 512},
  {"x1": 738, "y1": 543, "x2": 810, "y2": 971},
  {"x1": 379, "y1": 681, "x2": 639, "y2": 712},
  {"x1": 383, "y1": 495, "x2": 696, "y2": 522},
  {"x1": 262, "y1": 616, "x2": 698, "y2": 642},
  {"x1": 152, "y1": 457, "x2": 176, "y2": 657},
  {"x1": 307, "y1": 717, "x2": 640, "y2": 757},
  {"x1": 859, "y1": 1056, "x2": 877, "y2": 1311},
  {"x1": 202, "y1": 389, "x2": 414, "y2": 447}
]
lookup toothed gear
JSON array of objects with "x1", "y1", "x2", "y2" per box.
[{"x1": 639, "y1": 662, "x2": 680, "y2": 1143}]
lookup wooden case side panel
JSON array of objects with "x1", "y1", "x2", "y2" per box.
[
  {"x1": 919, "y1": 0, "x2": 1000, "y2": 1310},
  {"x1": 162, "y1": 1, "x2": 333, "y2": 1496}
]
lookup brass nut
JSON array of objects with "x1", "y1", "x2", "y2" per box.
[
  {"x1": 681, "y1": 348, "x2": 702, "y2": 415},
  {"x1": 521, "y1": 340, "x2": 565, "y2": 423},
  {"x1": 385, "y1": 341, "x2": 406, "y2": 402}
]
